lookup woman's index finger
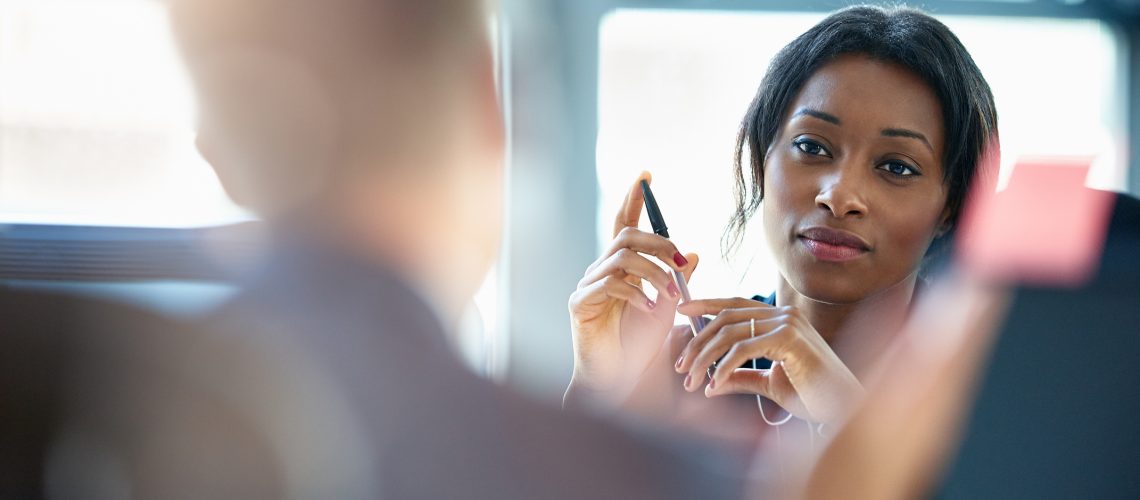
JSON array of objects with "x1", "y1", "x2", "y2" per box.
[
  {"x1": 613, "y1": 172, "x2": 653, "y2": 237},
  {"x1": 679, "y1": 297, "x2": 769, "y2": 316}
]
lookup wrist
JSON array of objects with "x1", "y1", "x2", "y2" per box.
[
  {"x1": 567, "y1": 370, "x2": 617, "y2": 397},
  {"x1": 564, "y1": 370, "x2": 630, "y2": 411}
]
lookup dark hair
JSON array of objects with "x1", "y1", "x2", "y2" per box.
[{"x1": 724, "y1": 5, "x2": 999, "y2": 261}]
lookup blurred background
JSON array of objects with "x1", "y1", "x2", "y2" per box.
[{"x1": 1, "y1": 0, "x2": 1138, "y2": 403}]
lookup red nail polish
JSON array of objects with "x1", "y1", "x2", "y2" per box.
[
  {"x1": 646, "y1": 299, "x2": 656, "y2": 310},
  {"x1": 667, "y1": 282, "x2": 680, "y2": 298},
  {"x1": 684, "y1": 374, "x2": 692, "y2": 389},
  {"x1": 673, "y1": 252, "x2": 689, "y2": 267},
  {"x1": 708, "y1": 377, "x2": 717, "y2": 390}
]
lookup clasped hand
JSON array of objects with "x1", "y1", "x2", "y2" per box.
[{"x1": 675, "y1": 298, "x2": 865, "y2": 424}]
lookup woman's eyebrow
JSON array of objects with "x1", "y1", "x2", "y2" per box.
[
  {"x1": 881, "y1": 128, "x2": 934, "y2": 153},
  {"x1": 792, "y1": 107, "x2": 841, "y2": 125},
  {"x1": 792, "y1": 107, "x2": 934, "y2": 153}
]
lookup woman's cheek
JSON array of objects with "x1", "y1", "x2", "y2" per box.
[
  {"x1": 762, "y1": 164, "x2": 800, "y2": 258},
  {"x1": 879, "y1": 202, "x2": 943, "y2": 270}
]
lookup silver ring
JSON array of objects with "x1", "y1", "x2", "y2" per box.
[{"x1": 752, "y1": 315, "x2": 792, "y2": 426}]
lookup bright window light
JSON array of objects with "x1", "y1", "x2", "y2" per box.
[{"x1": 0, "y1": 0, "x2": 251, "y2": 227}]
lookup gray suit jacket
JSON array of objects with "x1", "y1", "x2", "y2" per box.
[{"x1": 205, "y1": 242, "x2": 752, "y2": 499}]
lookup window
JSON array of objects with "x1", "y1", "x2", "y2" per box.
[{"x1": 0, "y1": 0, "x2": 250, "y2": 227}]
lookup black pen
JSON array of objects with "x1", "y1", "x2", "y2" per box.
[{"x1": 640, "y1": 180, "x2": 710, "y2": 337}]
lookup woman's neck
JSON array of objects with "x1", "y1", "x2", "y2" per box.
[{"x1": 775, "y1": 274, "x2": 919, "y2": 374}]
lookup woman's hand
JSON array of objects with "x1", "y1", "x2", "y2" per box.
[
  {"x1": 674, "y1": 298, "x2": 864, "y2": 424},
  {"x1": 566, "y1": 173, "x2": 698, "y2": 405}
]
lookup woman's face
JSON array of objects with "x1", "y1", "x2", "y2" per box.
[{"x1": 762, "y1": 54, "x2": 949, "y2": 304}]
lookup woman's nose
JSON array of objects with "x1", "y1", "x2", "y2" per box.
[{"x1": 814, "y1": 170, "x2": 869, "y2": 219}]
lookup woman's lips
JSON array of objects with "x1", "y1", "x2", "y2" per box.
[{"x1": 798, "y1": 227, "x2": 870, "y2": 262}]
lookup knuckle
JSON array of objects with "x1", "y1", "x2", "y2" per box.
[
  {"x1": 773, "y1": 323, "x2": 796, "y2": 341},
  {"x1": 705, "y1": 337, "x2": 723, "y2": 354},
  {"x1": 724, "y1": 344, "x2": 742, "y2": 362},
  {"x1": 707, "y1": 316, "x2": 724, "y2": 329},
  {"x1": 785, "y1": 311, "x2": 806, "y2": 329},
  {"x1": 703, "y1": 335, "x2": 723, "y2": 354},
  {"x1": 695, "y1": 349, "x2": 715, "y2": 369},
  {"x1": 711, "y1": 323, "x2": 730, "y2": 341},
  {"x1": 714, "y1": 310, "x2": 735, "y2": 324},
  {"x1": 617, "y1": 226, "x2": 639, "y2": 240},
  {"x1": 785, "y1": 306, "x2": 802, "y2": 320}
]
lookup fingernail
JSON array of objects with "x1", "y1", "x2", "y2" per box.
[
  {"x1": 675, "y1": 354, "x2": 684, "y2": 370},
  {"x1": 673, "y1": 252, "x2": 689, "y2": 267},
  {"x1": 646, "y1": 299, "x2": 656, "y2": 310},
  {"x1": 667, "y1": 282, "x2": 680, "y2": 298},
  {"x1": 708, "y1": 377, "x2": 717, "y2": 390},
  {"x1": 683, "y1": 374, "x2": 692, "y2": 390}
]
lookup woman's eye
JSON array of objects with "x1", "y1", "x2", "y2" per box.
[
  {"x1": 879, "y1": 161, "x2": 919, "y2": 177},
  {"x1": 793, "y1": 138, "x2": 830, "y2": 157}
]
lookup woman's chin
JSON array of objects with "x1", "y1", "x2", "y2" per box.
[{"x1": 787, "y1": 274, "x2": 872, "y2": 305}]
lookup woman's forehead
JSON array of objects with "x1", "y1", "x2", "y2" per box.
[{"x1": 787, "y1": 54, "x2": 945, "y2": 150}]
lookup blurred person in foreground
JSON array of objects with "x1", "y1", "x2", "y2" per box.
[{"x1": 169, "y1": 0, "x2": 754, "y2": 498}]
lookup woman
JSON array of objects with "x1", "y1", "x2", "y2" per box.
[{"x1": 566, "y1": 5, "x2": 998, "y2": 429}]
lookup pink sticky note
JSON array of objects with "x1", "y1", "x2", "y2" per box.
[{"x1": 957, "y1": 157, "x2": 1115, "y2": 287}]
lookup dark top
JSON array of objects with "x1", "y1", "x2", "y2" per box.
[
  {"x1": 750, "y1": 293, "x2": 777, "y2": 371},
  {"x1": 754, "y1": 293, "x2": 777, "y2": 307}
]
